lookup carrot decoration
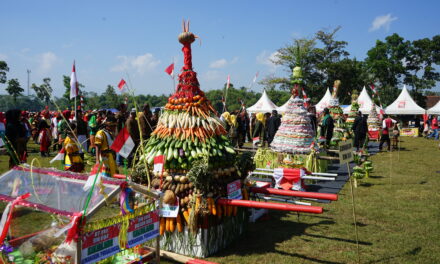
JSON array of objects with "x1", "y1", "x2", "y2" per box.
[
  {"x1": 160, "y1": 218, "x2": 166, "y2": 235},
  {"x1": 170, "y1": 218, "x2": 176, "y2": 233},
  {"x1": 183, "y1": 210, "x2": 190, "y2": 224}
]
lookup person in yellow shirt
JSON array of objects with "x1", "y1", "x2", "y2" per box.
[
  {"x1": 64, "y1": 123, "x2": 85, "y2": 172},
  {"x1": 94, "y1": 116, "x2": 119, "y2": 177}
]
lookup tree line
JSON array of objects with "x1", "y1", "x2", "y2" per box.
[{"x1": 0, "y1": 28, "x2": 439, "y2": 112}]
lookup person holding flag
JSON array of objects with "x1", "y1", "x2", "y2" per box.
[{"x1": 94, "y1": 116, "x2": 119, "y2": 177}]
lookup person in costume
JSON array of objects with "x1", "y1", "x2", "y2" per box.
[
  {"x1": 38, "y1": 121, "x2": 51, "y2": 157},
  {"x1": 94, "y1": 116, "x2": 119, "y2": 177},
  {"x1": 88, "y1": 110, "x2": 98, "y2": 155},
  {"x1": 320, "y1": 108, "x2": 334, "y2": 147},
  {"x1": 64, "y1": 123, "x2": 85, "y2": 172},
  {"x1": 126, "y1": 108, "x2": 140, "y2": 166},
  {"x1": 253, "y1": 112, "x2": 266, "y2": 147}
]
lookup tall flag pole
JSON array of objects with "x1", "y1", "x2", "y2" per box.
[{"x1": 70, "y1": 61, "x2": 79, "y2": 120}]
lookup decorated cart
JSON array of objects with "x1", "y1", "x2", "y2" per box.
[{"x1": 0, "y1": 166, "x2": 161, "y2": 264}]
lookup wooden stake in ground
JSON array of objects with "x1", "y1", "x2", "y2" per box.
[
  {"x1": 347, "y1": 162, "x2": 361, "y2": 264},
  {"x1": 338, "y1": 141, "x2": 360, "y2": 263}
]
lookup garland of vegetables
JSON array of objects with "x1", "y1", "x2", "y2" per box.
[{"x1": 138, "y1": 21, "x2": 250, "y2": 235}]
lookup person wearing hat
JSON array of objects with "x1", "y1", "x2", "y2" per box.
[
  {"x1": 94, "y1": 116, "x2": 119, "y2": 177},
  {"x1": 64, "y1": 123, "x2": 85, "y2": 172},
  {"x1": 139, "y1": 103, "x2": 153, "y2": 140},
  {"x1": 319, "y1": 108, "x2": 334, "y2": 148},
  {"x1": 352, "y1": 111, "x2": 368, "y2": 151}
]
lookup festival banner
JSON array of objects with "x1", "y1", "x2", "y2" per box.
[{"x1": 127, "y1": 210, "x2": 160, "y2": 248}]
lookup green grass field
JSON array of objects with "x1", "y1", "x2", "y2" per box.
[{"x1": 1, "y1": 138, "x2": 439, "y2": 263}]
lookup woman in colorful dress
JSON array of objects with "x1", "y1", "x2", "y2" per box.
[{"x1": 94, "y1": 116, "x2": 119, "y2": 177}]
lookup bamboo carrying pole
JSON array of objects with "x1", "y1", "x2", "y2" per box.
[
  {"x1": 250, "y1": 187, "x2": 338, "y2": 201},
  {"x1": 217, "y1": 198, "x2": 323, "y2": 214}
]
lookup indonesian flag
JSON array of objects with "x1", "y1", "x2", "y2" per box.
[
  {"x1": 153, "y1": 155, "x2": 165, "y2": 174},
  {"x1": 252, "y1": 136, "x2": 260, "y2": 145},
  {"x1": 273, "y1": 168, "x2": 305, "y2": 191},
  {"x1": 50, "y1": 148, "x2": 65, "y2": 164},
  {"x1": 118, "y1": 79, "x2": 126, "y2": 91},
  {"x1": 226, "y1": 74, "x2": 231, "y2": 89},
  {"x1": 110, "y1": 127, "x2": 135, "y2": 159},
  {"x1": 165, "y1": 63, "x2": 174, "y2": 77},
  {"x1": 70, "y1": 61, "x2": 78, "y2": 99},
  {"x1": 302, "y1": 88, "x2": 310, "y2": 108}
]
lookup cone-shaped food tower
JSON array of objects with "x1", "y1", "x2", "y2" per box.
[
  {"x1": 328, "y1": 80, "x2": 350, "y2": 146},
  {"x1": 144, "y1": 22, "x2": 249, "y2": 232},
  {"x1": 346, "y1": 90, "x2": 360, "y2": 128},
  {"x1": 270, "y1": 66, "x2": 316, "y2": 154},
  {"x1": 367, "y1": 105, "x2": 381, "y2": 131}
]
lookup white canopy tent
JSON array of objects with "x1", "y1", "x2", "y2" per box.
[
  {"x1": 343, "y1": 86, "x2": 381, "y2": 114},
  {"x1": 276, "y1": 96, "x2": 293, "y2": 114},
  {"x1": 427, "y1": 100, "x2": 440, "y2": 115},
  {"x1": 315, "y1": 88, "x2": 332, "y2": 113},
  {"x1": 247, "y1": 89, "x2": 278, "y2": 113},
  {"x1": 385, "y1": 85, "x2": 426, "y2": 115}
]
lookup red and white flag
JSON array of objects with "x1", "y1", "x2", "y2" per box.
[
  {"x1": 165, "y1": 63, "x2": 174, "y2": 77},
  {"x1": 110, "y1": 127, "x2": 135, "y2": 159},
  {"x1": 70, "y1": 61, "x2": 79, "y2": 99},
  {"x1": 273, "y1": 168, "x2": 305, "y2": 190},
  {"x1": 118, "y1": 79, "x2": 126, "y2": 91},
  {"x1": 252, "y1": 136, "x2": 260, "y2": 145},
  {"x1": 50, "y1": 148, "x2": 65, "y2": 164},
  {"x1": 226, "y1": 74, "x2": 230, "y2": 89},
  {"x1": 153, "y1": 155, "x2": 165, "y2": 174}
]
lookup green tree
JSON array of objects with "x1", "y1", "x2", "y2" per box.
[
  {"x1": 100, "y1": 85, "x2": 119, "y2": 108},
  {"x1": 365, "y1": 33, "x2": 411, "y2": 106},
  {"x1": 0, "y1": 61, "x2": 9, "y2": 84},
  {"x1": 32, "y1": 78, "x2": 53, "y2": 105},
  {"x1": 262, "y1": 27, "x2": 362, "y2": 104},
  {"x1": 6, "y1": 78, "x2": 24, "y2": 102},
  {"x1": 403, "y1": 35, "x2": 440, "y2": 107}
]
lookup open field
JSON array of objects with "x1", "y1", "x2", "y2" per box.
[{"x1": 1, "y1": 138, "x2": 439, "y2": 263}]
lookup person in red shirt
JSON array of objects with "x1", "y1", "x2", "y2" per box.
[{"x1": 379, "y1": 115, "x2": 397, "y2": 151}]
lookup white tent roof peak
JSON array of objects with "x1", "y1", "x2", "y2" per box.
[
  {"x1": 247, "y1": 89, "x2": 278, "y2": 113},
  {"x1": 277, "y1": 96, "x2": 294, "y2": 114},
  {"x1": 343, "y1": 86, "x2": 381, "y2": 114},
  {"x1": 385, "y1": 85, "x2": 425, "y2": 115},
  {"x1": 427, "y1": 99, "x2": 440, "y2": 115},
  {"x1": 315, "y1": 88, "x2": 332, "y2": 112}
]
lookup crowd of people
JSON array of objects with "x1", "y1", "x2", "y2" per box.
[
  {"x1": 1, "y1": 101, "x2": 438, "y2": 177},
  {"x1": 2, "y1": 103, "x2": 161, "y2": 177}
]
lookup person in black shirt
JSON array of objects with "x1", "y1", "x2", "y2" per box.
[
  {"x1": 352, "y1": 111, "x2": 368, "y2": 151},
  {"x1": 267, "y1": 110, "x2": 281, "y2": 145},
  {"x1": 320, "y1": 108, "x2": 334, "y2": 147},
  {"x1": 5, "y1": 109, "x2": 27, "y2": 168}
]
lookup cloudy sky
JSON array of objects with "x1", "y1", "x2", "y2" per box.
[{"x1": 0, "y1": 0, "x2": 439, "y2": 97}]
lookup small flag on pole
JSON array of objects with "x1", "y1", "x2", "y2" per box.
[
  {"x1": 110, "y1": 127, "x2": 135, "y2": 159},
  {"x1": 50, "y1": 148, "x2": 65, "y2": 164},
  {"x1": 226, "y1": 75, "x2": 230, "y2": 89},
  {"x1": 118, "y1": 79, "x2": 126, "y2": 91},
  {"x1": 70, "y1": 61, "x2": 78, "y2": 99},
  {"x1": 153, "y1": 155, "x2": 165, "y2": 174},
  {"x1": 252, "y1": 137, "x2": 260, "y2": 145},
  {"x1": 165, "y1": 63, "x2": 174, "y2": 77}
]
